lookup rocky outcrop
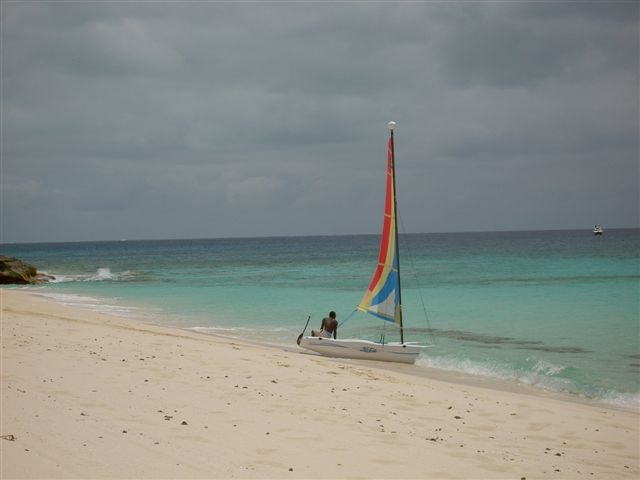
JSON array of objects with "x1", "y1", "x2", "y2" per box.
[{"x1": 0, "y1": 256, "x2": 55, "y2": 285}]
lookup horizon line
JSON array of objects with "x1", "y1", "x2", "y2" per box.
[{"x1": 2, "y1": 226, "x2": 639, "y2": 246}]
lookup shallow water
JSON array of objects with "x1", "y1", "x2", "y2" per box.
[{"x1": 4, "y1": 229, "x2": 638, "y2": 408}]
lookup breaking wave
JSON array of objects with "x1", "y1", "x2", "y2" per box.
[
  {"x1": 416, "y1": 355, "x2": 640, "y2": 410},
  {"x1": 50, "y1": 268, "x2": 136, "y2": 283},
  {"x1": 31, "y1": 291, "x2": 142, "y2": 317}
]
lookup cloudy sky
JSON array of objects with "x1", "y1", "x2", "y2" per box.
[{"x1": 2, "y1": 1, "x2": 638, "y2": 243}]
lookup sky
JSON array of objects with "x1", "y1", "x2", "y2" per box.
[{"x1": 1, "y1": 1, "x2": 638, "y2": 243}]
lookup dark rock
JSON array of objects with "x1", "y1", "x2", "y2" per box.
[{"x1": 0, "y1": 256, "x2": 55, "y2": 284}]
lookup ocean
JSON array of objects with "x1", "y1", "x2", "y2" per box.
[{"x1": 3, "y1": 229, "x2": 639, "y2": 409}]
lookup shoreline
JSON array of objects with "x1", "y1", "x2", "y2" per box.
[
  {"x1": 22, "y1": 285, "x2": 639, "y2": 413},
  {"x1": 2, "y1": 288, "x2": 638, "y2": 478}
]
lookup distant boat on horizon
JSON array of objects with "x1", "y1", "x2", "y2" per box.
[{"x1": 593, "y1": 224, "x2": 604, "y2": 236}]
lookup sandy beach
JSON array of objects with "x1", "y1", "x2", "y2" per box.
[{"x1": 1, "y1": 289, "x2": 638, "y2": 479}]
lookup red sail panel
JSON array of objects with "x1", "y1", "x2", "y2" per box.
[{"x1": 358, "y1": 135, "x2": 400, "y2": 323}]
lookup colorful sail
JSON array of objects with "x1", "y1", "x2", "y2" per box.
[{"x1": 357, "y1": 135, "x2": 400, "y2": 324}]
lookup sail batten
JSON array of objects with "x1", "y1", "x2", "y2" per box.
[{"x1": 357, "y1": 135, "x2": 401, "y2": 324}]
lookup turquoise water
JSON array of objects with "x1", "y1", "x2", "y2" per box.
[{"x1": 3, "y1": 229, "x2": 639, "y2": 408}]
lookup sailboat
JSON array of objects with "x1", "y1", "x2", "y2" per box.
[{"x1": 298, "y1": 122, "x2": 427, "y2": 364}]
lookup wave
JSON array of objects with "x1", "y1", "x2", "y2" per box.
[
  {"x1": 49, "y1": 267, "x2": 136, "y2": 283},
  {"x1": 416, "y1": 354, "x2": 640, "y2": 410},
  {"x1": 31, "y1": 291, "x2": 142, "y2": 317},
  {"x1": 190, "y1": 325, "x2": 291, "y2": 337}
]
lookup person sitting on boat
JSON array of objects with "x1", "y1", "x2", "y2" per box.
[{"x1": 311, "y1": 311, "x2": 337, "y2": 339}]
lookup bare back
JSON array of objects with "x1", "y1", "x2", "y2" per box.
[{"x1": 321, "y1": 316, "x2": 338, "y2": 334}]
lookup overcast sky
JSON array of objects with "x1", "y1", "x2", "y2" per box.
[{"x1": 2, "y1": 1, "x2": 638, "y2": 243}]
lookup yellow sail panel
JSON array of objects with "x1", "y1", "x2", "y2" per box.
[{"x1": 357, "y1": 137, "x2": 400, "y2": 324}]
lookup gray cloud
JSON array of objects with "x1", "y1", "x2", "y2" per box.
[{"x1": 2, "y1": 1, "x2": 638, "y2": 242}]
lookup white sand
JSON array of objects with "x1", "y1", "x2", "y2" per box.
[{"x1": 1, "y1": 289, "x2": 638, "y2": 479}]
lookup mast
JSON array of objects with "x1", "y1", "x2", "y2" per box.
[{"x1": 387, "y1": 121, "x2": 404, "y2": 344}]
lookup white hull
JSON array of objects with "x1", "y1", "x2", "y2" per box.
[{"x1": 299, "y1": 336, "x2": 426, "y2": 364}]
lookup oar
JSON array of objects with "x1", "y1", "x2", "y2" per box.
[{"x1": 296, "y1": 315, "x2": 311, "y2": 345}]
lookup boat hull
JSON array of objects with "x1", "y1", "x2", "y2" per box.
[{"x1": 298, "y1": 336, "x2": 426, "y2": 364}]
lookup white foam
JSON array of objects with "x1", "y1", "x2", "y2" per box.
[
  {"x1": 190, "y1": 325, "x2": 290, "y2": 335},
  {"x1": 417, "y1": 355, "x2": 517, "y2": 382},
  {"x1": 598, "y1": 391, "x2": 640, "y2": 410},
  {"x1": 415, "y1": 354, "x2": 639, "y2": 409},
  {"x1": 88, "y1": 267, "x2": 115, "y2": 281},
  {"x1": 49, "y1": 268, "x2": 136, "y2": 283},
  {"x1": 33, "y1": 291, "x2": 141, "y2": 318},
  {"x1": 531, "y1": 359, "x2": 567, "y2": 376}
]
